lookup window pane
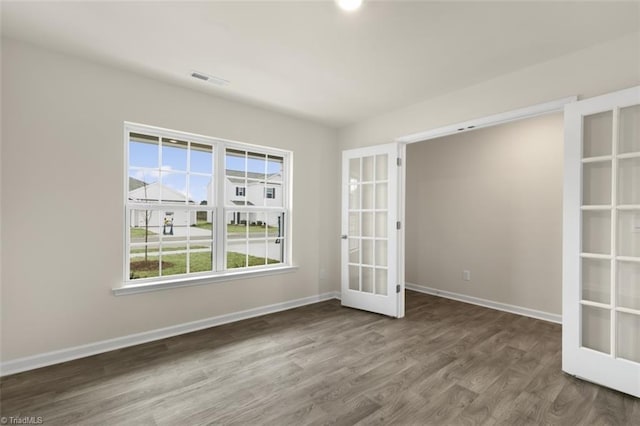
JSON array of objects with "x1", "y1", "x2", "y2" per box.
[
  {"x1": 129, "y1": 243, "x2": 160, "y2": 280},
  {"x1": 362, "y1": 212, "x2": 374, "y2": 237},
  {"x1": 266, "y1": 239, "x2": 284, "y2": 265},
  {"x1": 618, "y1": 157, "x2": 640, "y2": 205},
  {"x1": 227, "y1": 212, "x2": 248, "y2": 239},
  {"x1": 362, "y1": 183, "x2": 374, "y2": 210},
  {"x1": 267, "y1": 155, "x2": 284, "y2": 182},
  {"x1": 128, "y1": 170, "x2": 158, "y2": 203},
  {"x1": 227, "y1": 240, "x2": 247, "y2": 269},
  {"x1": 226, "y1": 149, "x2": 246, "y2": 174},
  {"x1": 617, "y1": 312, "x2": 640, "y2": 363},
  {"x1": 160, "y1": 172, "x2": 187, "y2": 204},
  {"x1": 190, "y1": 242, "x2": 213, "y2": 274},
  {"x1": 129, "y1": 133, "x2": 159, "y2": 168},
  {"x1": 248, "y1": 240, "x2": 268, "y2": 267},
  {"x1": 129, "y1": 209, "x2": 161, "y2": 243},
  {"x1": 161, "y1": 209, "x2": 191, "y2": 240},
  {"x1": 190, "y1": 143, "x2": 213, "y2": 174},
  {"x1": 266, "y1": 212, "x2": 285, "y2": 238},
  {"x1": 349, "y1": 265, "x2": 359, "y2": 290},
  {"x1": 161, "y1": 138, "x2": 188, "y2": 172},
  {"x1": 618, "y1": 261, "x2": 640, "y2": 310},
  {"x1": 362, "y1": 239, "x2": 374, "y2": 265},
  {"x1": 247, "y1": 152, "x2": 266, "y2": 181},
  {"x1": 160, "y1": 242, "x2": 187, "y2": 277},
  {"x1": 191, "y1": 210, "x2": 214, "y2": 242},
  {"x1": 190, "y1": 175, "x2": 213, "y2": 207}
]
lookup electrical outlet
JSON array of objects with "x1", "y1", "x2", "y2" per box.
[{"x1": 463, "y1": 270, "x2": 471, "y2": 281}]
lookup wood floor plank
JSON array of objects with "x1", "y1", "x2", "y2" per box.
[{"x1": 1, "y1": 291, "x2": 638, "y2": 426}]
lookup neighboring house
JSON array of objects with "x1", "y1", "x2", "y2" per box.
[
  {"x1": 130, "y1": 172, "x2": 283, "y2": 229},
  {"x1": 128, "y1": 177, "x2": 197, "y2": 228}
]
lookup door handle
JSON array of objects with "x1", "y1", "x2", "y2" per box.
[{"x1": 341, "y1": 235, "x2": 348, "y2": 240}]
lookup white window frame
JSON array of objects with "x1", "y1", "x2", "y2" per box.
[{"x1": 117, "y1": 122, "x2": 295, "y2": 295}]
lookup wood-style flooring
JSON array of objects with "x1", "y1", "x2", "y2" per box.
[{"x1": 1, "y1": 291, "x2": 638, "y2": 425}]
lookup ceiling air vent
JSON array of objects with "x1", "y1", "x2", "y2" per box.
[{"x1": 190, "y1": 70, "x2": 229, "y2": 86}]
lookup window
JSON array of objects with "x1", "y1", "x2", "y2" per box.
[
  {"x1": 265, "y1": 187, "x2": 276, "y2": 199},
  {"x1": 125, "y1": 123, "x2": 291, "y2": 286}
]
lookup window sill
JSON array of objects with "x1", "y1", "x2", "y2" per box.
[{"x1": 113, "y1": 265, "x2": 299, "y2": 296}]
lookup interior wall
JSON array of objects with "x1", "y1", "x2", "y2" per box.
[
  {"x1": 406, "y1": 113, "x2": 563, "y2": 314},
  {"x1": 0, "y1": 38, "x2": 340, "y2": 361},
  {"x1": 338, "y1": 32, "x2": 640, "y2": 150}
]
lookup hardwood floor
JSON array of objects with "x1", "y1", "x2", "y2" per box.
[{"x1": 1, "y1": 291, "x2": 638, "y2": 425}]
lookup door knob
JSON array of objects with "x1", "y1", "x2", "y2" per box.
[{"x1": 341, "y1": 235, "x2": 348, "y2": 240}]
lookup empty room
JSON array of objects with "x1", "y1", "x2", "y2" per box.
[{"x1": 1, "y1": 1, "x2": 639, "y2": 425}]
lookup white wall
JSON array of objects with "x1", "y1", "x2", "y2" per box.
[
  {"x1": 339, "y1": 32, "x2": 640, "y2": 149},
  {"x1": 406, "y1": 113, "x2": 563, "y2": 315},
  {"x1": 0, "y1": 38, "x2": 340, "y2": 361}
]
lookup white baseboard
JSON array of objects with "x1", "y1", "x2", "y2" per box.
[
  {"x1": 1, "y1": 291, "x2": 341, "y2": 377},
  {"x1": 405, "y1": 282, "x2": 562, "y2": 324}
]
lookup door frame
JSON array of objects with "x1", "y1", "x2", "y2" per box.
[{"x1": 391, "y1": 95, "x2": 576, "y2": 306}]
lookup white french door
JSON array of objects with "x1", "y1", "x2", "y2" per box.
[
  {"x1": 341, "y1": 143, "x2": 404, "y2": 318},
  {"x1": 563, "y1": 85, "x2": 640, "y2": 397}
]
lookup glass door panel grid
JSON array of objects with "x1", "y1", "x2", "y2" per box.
[
  {"x1": 348, "y1": 154, "x2": 389, "y2": 295},
  {"x1": 580, "y1": 105, "x2": 640, "y2": 362}
]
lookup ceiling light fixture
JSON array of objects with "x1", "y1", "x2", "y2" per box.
[{"x1": 336, "y1": 0, "x2": 362, "y2": 12}]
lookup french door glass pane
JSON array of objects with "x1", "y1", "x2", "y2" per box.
[
  {"x1": 362, "y1": 184, "x2": 374, "y2": 209},
  {"x1": 349, "y1": 212, "x2": 360, "y2": 237},
  {"x1": 581, "y1": 258, "x2": 610, "y2": 304},
  {"x1": 618, "y1": 104, "x2": 640, "y2": 154},
  {"x1": 583, "y1": 111, "x2": 612, "y2": 158},
  {"x1": 376, "y1": 183, "x2": 388, "y2": 209},
  {"x1": 375, "y1": 240, "x2": 387, "y2": 267},
  {"x1": 362, "y1": 267, "x2": 374, "y2": 293},
  {"x1": 349, "y1": 158, "x2": 360, "y2": 181},
  {"x1": 617, "y1": 211, "x2": 640, "y2": 257},
  {"x1": 617, "y1": 312, "x2": 640, "y2": 363},
  {"x1": 376, "y1": 154, "x2": 388, "y2": 181},
  {"x1": 618, "y1": 261, "x2": 640, "y2": 310},
  {"x1": 582, "y1": 210, "x2": 611, "y2": 254},
  {"x1": 362, "y1": 240, "x2": 374, "y2": 265},
  {"x1": 376, "y1": 212, "x2": 387, "y2": 238},
  {"x1": 582, "y1": 162, "x2": 611, "y2": 205},
  {"x1": 363, "y1": 156, "x2": 374, "y2": 182},
  {"x1": 349, "y1": 184, "x2": 360, "y2": 209},
  {"x1": 362, "y1": 213, "x2": 374, "y2": 237},
  {"x1": 375, "y1": 269, "x2": 387, "y2": 295},
  {"x1": 617, "y1": 157, "x2": 640, "y2": 205},
  {"x1": 349, "y1": 265, "x2": 359, "y2": 290},
  {"x1": 582, "y1": 305, "x2": 611, "y2": 354},
  {"x1": 349, "y1": 239, "x2": 360, "y2": 263}
]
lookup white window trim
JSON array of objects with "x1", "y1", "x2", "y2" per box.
[{"x1": 116, "y1": 122, "x2": 294, "y2": 295}]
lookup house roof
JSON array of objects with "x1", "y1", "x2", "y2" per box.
[{"x1": 129, "y1": 177, "x2": 147, "y2": 191}]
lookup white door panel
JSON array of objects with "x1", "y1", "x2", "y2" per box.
[
  {"x1": 563, "y1": 85, "x2": 640, "y2": 397},
  {"x1": 341, "y1": 143, "x2": 404, "y2": 317}
]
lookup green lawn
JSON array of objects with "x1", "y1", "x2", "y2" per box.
[
  {"x1": 130, "y1": 227, "x2": 156, "y2": 238},
  {"x1": 130, "y1": 251, "x2": 279, "y2": 279},
  {"x1": 130, "y1": 245, "x2": 208, "y2": 254},
  {"x1": 193, "y1": 221, "x2": 279, "y2": 235}
]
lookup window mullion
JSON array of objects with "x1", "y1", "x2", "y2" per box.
[{"x1": 216, "y1": 143, "x2": 226, "y2": 271}]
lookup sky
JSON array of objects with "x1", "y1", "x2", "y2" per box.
[{"x1": 129, "y1": 140, "x2": 282, "y2": 203}]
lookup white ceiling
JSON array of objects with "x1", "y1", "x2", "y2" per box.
[{"x1": 2, "y1": 1, "x2": 639, "y2": 127}]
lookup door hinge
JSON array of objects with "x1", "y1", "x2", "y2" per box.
[
  {"x1": 397, "y1": 157, "x2": 402, "y2": 166},
  {"x1": 396, "y1": 221, "x2": 401, "y2": 230},
  {"x1": 396, "y1": 284, "x2": 401, "y2": 293}
]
